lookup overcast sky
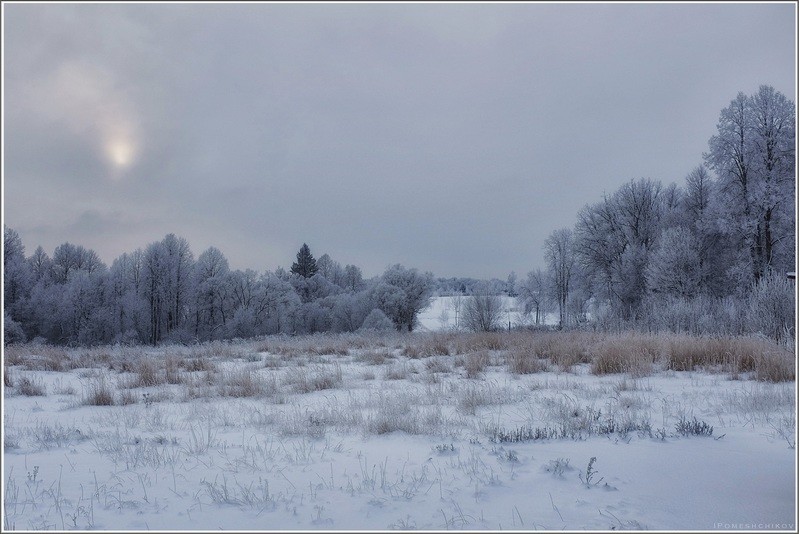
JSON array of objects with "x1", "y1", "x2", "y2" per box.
[{"x1": 3, "y1": 2, "x2": 796, "y2": 279}]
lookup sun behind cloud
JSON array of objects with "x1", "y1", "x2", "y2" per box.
[{"x1": 106, "y1": 138, "x2": 135, "y2": 168}]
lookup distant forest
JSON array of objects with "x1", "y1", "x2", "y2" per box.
[{"x1": 3, "y1": 85, "x2": 795, "y2": 346}]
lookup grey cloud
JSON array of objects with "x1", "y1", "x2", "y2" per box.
[{"x1": 3, "y1": 2, "x2": 795, "y2": 278}]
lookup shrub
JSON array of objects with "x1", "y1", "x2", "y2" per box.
[
  {"x1": 747, "y1": 271, "x2": 795, "y2": 343},
  {"x1": 675, "y1": 416, "x2": 713, "y2": 436},
  {"x1": 359, "y1": 309, "x2": 395, "y2": 333},
  {"x1": 3, "y1": 312, "x2": 26, "y2": 345}
]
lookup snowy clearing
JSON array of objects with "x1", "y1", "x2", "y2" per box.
[
  {"x1": 417, "y1": 296, "x2": 557, "y2": 332},
  {"x1": 2, "y1": 332, "x2": 796, "y2": 531}
]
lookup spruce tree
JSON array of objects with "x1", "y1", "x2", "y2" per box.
[{"x1": 291, "y1": 243, "x2": 319, "y2": 278}]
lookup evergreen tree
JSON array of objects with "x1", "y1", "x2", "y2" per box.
[{"x1": 291, "y1": 243, "x2": 319, "y2": 278}]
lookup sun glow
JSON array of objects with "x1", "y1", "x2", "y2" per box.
[{"x1": 106, "y1": 139, "x2": 134, "y2": 168}]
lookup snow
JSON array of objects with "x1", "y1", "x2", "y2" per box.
[
  {"x1": 416, "y1": 295, "x2": 557, "y2": 332},
  {"x1": 2, "y1": 338, "x2": 796, "y2": 531}
]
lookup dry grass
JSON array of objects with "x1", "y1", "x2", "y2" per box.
[
  {"x1": 403, "y1": 334, "x2": 452, "y2": 358},
  {"x1": 590, "y1": 335, "x2": 658, "y2": 378},
  {"x1": 464, "y1": 351, "x2": 490, "y2": 379},
  {"x1": 506, "y1": 348, "x2": 548, "y2": 375},
  {"x1": 452, "y1": 332, "x2": 510, "y2": 353},
  {"x1": 218, "y1": 368, "x2": 274, "y2": 397},
  {"x1": 84, "y1": 377, "x2": 114, "y2": 406},
  {"x1": 753, "y1": 348, "x2": 795, "y2": 382},
  {"x1": 662, "y1": 334, "x2": 793, "y2": 381},
  {"x1": 4, "y1": 331, "x2": 792, "y2": 409},
  {"x1": 164, "y1": 354, "x2": 183, "y2": 384},
  {"x1": 17, "y1": 376, "x2": 47, "y2": 396},
  {"x1": 547, "y1": 333, "x2": 597, "y2": 371},
  {"x1": 4, "y1": 364, "x2": 13, "y2": 388},
  {"x1": 384, "y1": 362, "x2": 414, "y2": 380},
  {"x1": 354, "y1": 350, "x2": 395, "y2": 365},
  {"x1": 283, "y1": 363, "x2": 343, "y2": 393},
  {"x1": 3, "y1": 345, "x2": 27, "y2": 366},
  {"x1": 116, "y1": 389, "x2": 138, "y2": 405},
  {"x1": 424, "y1": 357, "x2": 453, "y2": 374},
  {"x1": 134, "y1": 358, "x2": 163, "y2": 387},
  {"x1": 184, "y1": 356, "x2": 216, "y2": 373}
]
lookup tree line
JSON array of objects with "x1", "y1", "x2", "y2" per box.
[
  {"x1": 3, "y1": 236, "x2": 436, "y2": 346},
  {"x1": 3, "y1": 85, "x2": 795, "y2": 345},
  {"x1": 517, "y1": 85, "x2": 795, "y2": 342}
]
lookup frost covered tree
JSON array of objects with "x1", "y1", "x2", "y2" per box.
[
  {"x1": 290, "y1": 243, "x2": 319, "y2": 279},
  {"x1": 108, "y1": 250, "x2": 147, "y2": 343},
  {"x1": 681, "y1": 164, "x2": 734, "y2": 296},
  {"x1": 342, "y1": 264, "x2": 364, "y2": 292},
  {"x1": 545, "y1": 228, "x2": 576, "y2": 328},
  {"x1": 140, "y1": 235, "x2": 194, "y2": 344},
  {"x1": 658, "y1": 182, "x2": 685, "y2": 234},
  {"x1": 449, "y1": 292, "x2": 465, "y2": 330},
  {"x1": 645, "y1": 227, "x2": 703, "y2": 298},
  {"x1": 704, "y1": 85, "x2": 795, "y2": 284},
  {"x1": 291, "y1": 272, "x2": 341, "y2": 304},
  {"x1": 330, "y1": 293, "x2": 366, "y2": 332},
  {"x1": 506, "y1": 271, "x2": 517, "y2": 296},
  {"x1": 358, "y1": 308, "x2": 395, "y2": 332},
  {"x1": 27, "y1": 246, "x2": 53, "y2": 286},
  {"x1": 574, "y1": 179, "x2": 662, "y2": 319},
  {"x1": 748, "y1": 85, "x2": 796, "y2": 276},
  {"x1": 4, "y1": 310, "x2": 26, "y2": 345},
  {"x1": 252, "y1": 273, "x2": 301, "y2": 334},
  {"x1": 746, "y1": 270, "x2": 795, "y2": 343},
  {"x1": 142, "y1": 241, "x2": 169, "y2": 344},
  {"x1": 3, "y1": 226, "x2": 31, "y2": 318},
  {"x1": 372, "y1": 264, "x2": 434, "y2": 331},
  {"x1": 316, "y1": 253, "x2": 345, "y2": 287},
  {"x1": 161, "y1": 234, "x2": 194, "y2": 337},
  {"x1": 51, "y1": 243, "x2": 104, "y2": 283},
  {"x1": 684, "y1": 165, "x2": 712, "y2": 225},
  {"x1": 462, "y1": 283, "x2": 504, "y2": 332},
  {"x1": 193, "y1": 246, "x2": 231, "y2": 340},
  {"x1": 517, "y1": 269, "x2": 550, "y2": 325}
]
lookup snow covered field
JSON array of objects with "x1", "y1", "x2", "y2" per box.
[
  {"x1": 2, "y1": 332, "x2": 796, "y2": 531},
  {"x1": 417, "y1": 296, "x2": 557, "y2": 332}
]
